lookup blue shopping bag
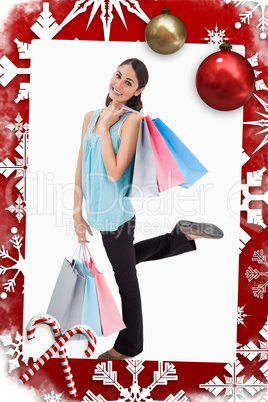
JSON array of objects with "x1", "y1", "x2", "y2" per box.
[
  {"x1": 121, "y1": 106, "x2": 208, "y2": 190},
  {"x1": 76, "y1": 260, "x2": 102, "y2": 337},
  {"x1": 152, "y1": 118, "x2": 208, "y2": 188}
]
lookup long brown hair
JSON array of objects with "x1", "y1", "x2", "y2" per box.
[{"x1": 105, "y1": 58, "x2": 149, "y2": 112}]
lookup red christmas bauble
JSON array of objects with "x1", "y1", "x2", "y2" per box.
[{"x1": 196, "y1": 43, "x2": 255, "y2": 111}]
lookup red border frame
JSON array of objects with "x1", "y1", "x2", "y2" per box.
[{"x1": 0, "y1": 0, "x2": 268, "y2": 400}]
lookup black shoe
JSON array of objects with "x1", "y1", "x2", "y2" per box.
[
  {"x1": 178, "y1": 220, "x2": 224, "y2": 239},
  {"x1": 98, "y1": 350, "x2": 128, "y2": 360}
]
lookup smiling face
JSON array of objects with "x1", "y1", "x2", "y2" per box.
[{"x1": 108, "y1": 64, "x2": 144, "y2": 107}]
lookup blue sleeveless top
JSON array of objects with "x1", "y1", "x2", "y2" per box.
[{"x1": 82, "y1": 108, "x2": 136, "y2": 232}]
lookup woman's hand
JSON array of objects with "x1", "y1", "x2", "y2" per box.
[
  {"x1": 74, "y1": 216, "x2": 93, "y2": 243},
  {"x1": 98, "y1": 106, "x2": 125, "y2": 133}
]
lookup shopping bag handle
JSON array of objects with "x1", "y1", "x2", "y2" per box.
[
  {"x1": 80, "y1": 241, "x2": 99, "y2": 275},
  {"x1": 69, "y1": 242, "x2": 81, "y2": 265},
  {"x1": 121, "y1": 105, "x2": 146, "y2": 117},
  {"x1": 69, "y1": 243, "x2": 85, "y2": 273}
]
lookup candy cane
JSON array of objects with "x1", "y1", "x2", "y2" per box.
[
  {"x1": 26, "y1": 314, "x2": 77, "y2": 398},
  {"x1": 20, "y1": 325, "x2": 97, "y2": 386},
  {"x1": 27, "y1": 314, "x2": 61, "y2": 340}
]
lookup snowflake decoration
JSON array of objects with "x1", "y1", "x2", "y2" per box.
[
  {"x1": 241, "y1": 148, "x2": 250, "y2": 166},
  {"x1": 42, "y1": 389, "x2": 64, "y2": 402},
  {"x1": 31, "y1": 2, "x2": 59, "y2": 39},
  {"x1": 200, "y1": 358, "x2": 267, "y2": 401},
  {"x1": 227, "y1": 0, "x2": 268, "y2": 39},
  {"x1": 0, "y1": 3, "x2": 59, "y2": 102},
  {"x1": 83, "y1": 360, "x2": 189, "y2": 402},
  {"x1": 203, "y1": 24, "x2": 229, "y2": 44},
  {"x1": 15, "y1": 83, "x2": 31, "y2": 104},
  {"x1": 52, "y1": 0, "x2": 150, "y2": 41},
  {"x1": 239, "y1": 226, "x2": 251, "y2": 254},
  {"x1": 247, "y1": 53, "x2": 268, "y2": 91},
  {"x1": 5, "y1": 112, "x2": 29, "y2": 140},
  {"x1": 0, "y1": 227, "x2": 25, "y2": 299},
  {"x1": 244, "y1": 94, "x2": 268, "y2": 154},
  {"x1": 5, "y1": 195, "x2": 26, "y2": 223},
  {"x1": 241, "y1": 167, "x2": 267, "y2": 228},
  {"x1": 237, "y1": 305, "x2": 250, "y2": 326},
  {"x1": 0, "y1": 113, "x2": 29, "y2": 203},
  {"x1": 0, "y1": 331, "x2": 29, "y2": 373},
  {"x1": 237, "y1": 317, "x2": 268, "y2": 379},
  {"x1": 245, "y1": 249, "x2": 268, "y2": 299}
]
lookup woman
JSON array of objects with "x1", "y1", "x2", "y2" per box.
[{"x1": 73, "y1": 58, "x2": 223, "y2": 359}]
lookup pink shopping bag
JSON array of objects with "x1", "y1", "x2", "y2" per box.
[
  {"x1": 83, "y1": 244, "x2": 126, "y2": 337},
  {"x1": 145, "y1": 115, "x2": 186, "y2": 192}
]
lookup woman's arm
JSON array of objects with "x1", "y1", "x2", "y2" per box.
[
  {"x1": 98, "y1": 108, "x2": 142, "y2": 182},
  {"x1": 73, "y1": 111, "x2": 94, "y2": 242}
]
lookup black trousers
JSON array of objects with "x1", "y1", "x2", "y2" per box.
[{"x1": 100, "y1": 215, "x2": 196, "y2": 357}]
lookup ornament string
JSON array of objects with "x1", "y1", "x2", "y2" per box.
[{"x1": 225, "y1": 0, "x2": 227, "y2": 32}]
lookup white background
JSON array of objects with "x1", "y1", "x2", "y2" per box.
[{"x1": 23, "y1": 40, "x2": 243, "y2": 363}]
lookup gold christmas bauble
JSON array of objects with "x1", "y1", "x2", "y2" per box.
[{"x1": 145, "y1": 8, "x2": 187, "y2": 55}]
